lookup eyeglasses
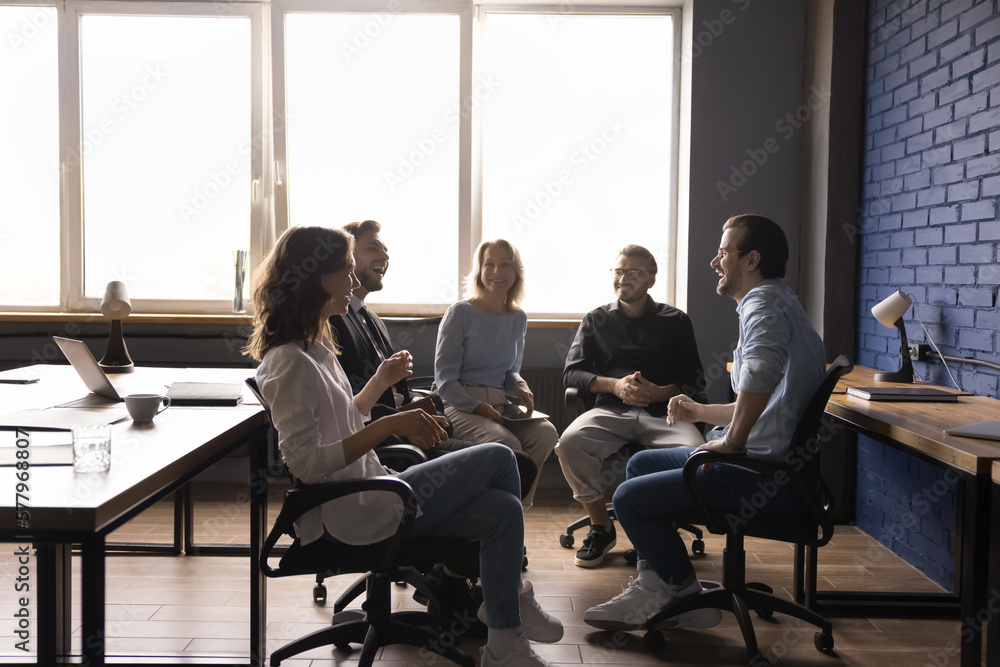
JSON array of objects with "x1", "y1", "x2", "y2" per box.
[{"x1": 611, "y1": 268, "x2": 649, "y2": 280}]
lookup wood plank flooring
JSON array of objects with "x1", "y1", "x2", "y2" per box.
[{"x1": 0, "y1": 484, "x2": 964, "y2": 665}]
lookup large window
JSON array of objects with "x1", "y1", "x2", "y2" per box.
[
  {"x1": 2, "y1": 0, "x2": 679, "y2": 318},
  {"x1": 275, "y1": 2, "x2": 679, "y2": 317},
  {"x1": 0, "y1": 5, "x2": 60, "y2": 307},
  {"x1": 283, "y1": 11, "x2": 461, "y2": 310},
  {"x1": 0, "y1": 0, "x2": 264, "y2": 314},
  {"x1": 481, "y1": 13, "x2": 675, "y2": 314}
]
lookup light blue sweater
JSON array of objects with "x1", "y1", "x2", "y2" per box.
[{"x1": 434, "y1": 301, "x2": 527, "y2": 413}]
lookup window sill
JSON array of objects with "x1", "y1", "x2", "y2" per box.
[
  {"x1": 0, "y1": 312, "x2": 254, "y2": 325},
  {"x1": 0, "y1": 312, "x2": 579, "y2": 327}
]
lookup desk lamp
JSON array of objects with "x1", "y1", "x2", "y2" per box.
[
  {"x1": 98, "y1": 281, "x2": 134, "y2": 374},
  {"x1": 872, "y1": 289, "x2": 914, "y2": 383}
]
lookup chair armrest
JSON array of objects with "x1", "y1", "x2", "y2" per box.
[
  {"x1": 375, "y1": 443, "x2": 428, "y2": 471},
  {"x1": 681, "y1": 450, "x2": 833, "y2": 547},
  {"x1": 260, "y1": 475, "x2": 417, "y2": 577}
]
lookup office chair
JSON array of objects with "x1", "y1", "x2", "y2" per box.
[
  {"x1": 640, "y1": 355, "x2": 853, "y2": 664},
  {"x1": 558, "y1": 387, "x2": 706, "y2": 561},
  {"x1": 245, "y1": 377, "x2": 429, "y2": 605},
  {"x1": 247, "y1": 377, "x2": 478, "y2": 666}
]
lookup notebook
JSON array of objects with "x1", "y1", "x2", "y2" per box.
[
  {"x1": 943, "y1": 421, "x2": 1000, "y2": 441},
  {"x1": 166, "y1": 382, "x2": 244, "y2": 406},
  {"x1": 846, "y1": 386, "x2": 958, "y2": 402}
]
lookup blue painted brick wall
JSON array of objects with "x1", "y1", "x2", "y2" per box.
[{"x1": 857, "y1": 0, "x2": 1000, "y2": 591}]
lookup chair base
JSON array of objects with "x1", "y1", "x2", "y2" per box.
[
  {"x1": 643, "y1": 581, "x2": 834, "y2": 663},
  {"x1": 271, "y1": 608, "x2": 474, "y2": 667}
]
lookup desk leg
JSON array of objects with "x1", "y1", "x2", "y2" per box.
[
  {"x1": 989, "y1": 482, "x2": 1000, "y2": 667},
  {"x1": 35, "y1": 542, "x2": 71, "y2": 665},
  {"x1": 81, "y1": 534, "x2": 106, "y2": 667},
  {"x1": 250, "y1": 429, "x2": 268, "y2": 667},
  {"x1": 958, "y1": 473, "x2": 990, "y2": 667}
]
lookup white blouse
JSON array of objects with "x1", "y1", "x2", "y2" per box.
[{"x1": 256, "y1": 339, "x2": 403, "y2": 545}]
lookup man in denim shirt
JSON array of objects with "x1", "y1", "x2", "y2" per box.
[{"x1": 584, "y1": 214, "x2": 825, "y2": 632}]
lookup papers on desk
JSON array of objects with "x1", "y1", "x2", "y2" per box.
[
  {"x1": 0, "y1": 407, "x2": 129, "y2": 430},
  {"x1": 846, "y1": 386, "x2": 958, "y2": 402},
  {"x1": 0, "y1": 430, "x2": 74, "y2": 466}
]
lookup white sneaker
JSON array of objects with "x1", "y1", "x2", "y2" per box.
[
  {"x1": 480, "y1": 632, "x2": 550, "y2": 667},
  {"x1": 584, "y1": 567, "x2": 721, "y2": 631},
  {"x1": 584, "y1": 575, "x2": 670, "y2": 630},
  {"x1": 477, "y1": 580, "x2": 564, "y2": 643}
]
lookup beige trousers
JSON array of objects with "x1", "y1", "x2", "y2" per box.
[{"x1": 443, "y1": 385, "x2": 557, "y2": 508}]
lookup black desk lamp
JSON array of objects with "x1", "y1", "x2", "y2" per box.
[
  {"x1": 872, "y1": 289, "x2": 914, "y2": 383},
  {"x1": 98, "y1": 280, "x2": 134, "y2": 374}
]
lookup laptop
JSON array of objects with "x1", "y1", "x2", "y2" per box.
[
  {"x1": 52, "y1": 336, "x2": 126, "y2": 406},
  {"x1": 943, "y1": 421, "x2": 1000, "y2": 441}
]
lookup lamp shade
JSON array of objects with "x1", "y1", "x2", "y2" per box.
[
  {"x1": 100, "y1": 281, "x2": 132, "y2": 319},
  {"x1": 872, "y1": 290, "x2": 912, "y2": 328}
]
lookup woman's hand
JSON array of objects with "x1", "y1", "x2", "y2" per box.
[
  {"x1": 474, "y1": 402, "x2": 503, "y2": 422},
  {"x1": 667, "y1": 393, "x2": 700, "y2": 426},
  {"x1": 373, "y1": 350, "x2": 413, "y2": 389},
  {"x1": 387, "y1": 410, "x2": 448, "y2": 449},
  {"x1": 514, "y1": 381, "x2": 535, "y2": 414}
]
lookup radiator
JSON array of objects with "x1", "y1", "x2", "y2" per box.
[{"x1": 520, "y1": 368, "x2": 568, "y2": 431}]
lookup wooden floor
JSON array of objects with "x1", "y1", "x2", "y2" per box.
[{"x1": 0, "y1": 484, "x2": 962, "y2": 666}]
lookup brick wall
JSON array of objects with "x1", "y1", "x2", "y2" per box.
[{"x1": 857, "y1": 0, "x2": 1000, "y2": 591}]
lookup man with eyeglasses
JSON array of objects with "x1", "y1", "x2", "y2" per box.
[{"x1": 556, "y1": 244, "x2": 705, "y2": 568}]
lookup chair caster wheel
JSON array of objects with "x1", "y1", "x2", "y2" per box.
[
  {"x1": 643, "y1": 629, "x2": 665, "y2": 651},
  {"x1": 559, "y1": 533, "x2": 574, "y2": 548},
  {"x1": 691, "y1": 539, "x2": 705, "y2": 555},
  {"x1": 313, "y1": 584, "x2": 327, "y2": 606},
  {"x1": 624, "y1": 548, "x2": 638, "y2": 565},
  {"x1": 334, "y1": 642, "x2": 351, "y2": 652},
  {"x1": 756, "y1": 607, "x2": 773, "y2": 621},
  {"x1": 814, "y1": 631, "x2": 834, "y2": 652}
]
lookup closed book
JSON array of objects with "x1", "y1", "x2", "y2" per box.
[
  {"x1": 166, "y1": 382, "x2": 244, "y2": 406},
  {"x1": 846, "y1": 386, "x2": 958, "y2": 402}
]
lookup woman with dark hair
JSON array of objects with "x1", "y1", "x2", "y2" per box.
[
  {"x1": 434, "y1": 239, "x2": 558, "y2": 508},
  {"x1": 247, "y1": 226, "x2": 561, "y2": 667}
]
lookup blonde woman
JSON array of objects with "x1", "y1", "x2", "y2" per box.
[{"x1": 434, "y1": 239, "x2": 558, "y2": 508}]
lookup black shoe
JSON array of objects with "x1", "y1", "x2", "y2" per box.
[
  {"x1": 574, "y1": 524, "x2": 617, "y2": 568},
  {"x1": 421, "y1": 564, "x2": 488, "y2": 638}
]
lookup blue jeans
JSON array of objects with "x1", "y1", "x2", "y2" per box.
[
  {"x1": 398, "y1": 443, "x2": 524, "y2": 630},
  {"x1": 612, "y1": 447, "x2": 807, "y2": 586}
]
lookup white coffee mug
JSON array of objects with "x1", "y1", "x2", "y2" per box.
[{"x1": 125, "y1": 394, "x2": 171, "y2": 422}]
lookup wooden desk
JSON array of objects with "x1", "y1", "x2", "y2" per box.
[
  {"x1": 818, "y1": 365, "x2": 1000, "y2": 667},
  {"x1": 0, "y1": 364, "x2": 269, "y2": 667}
]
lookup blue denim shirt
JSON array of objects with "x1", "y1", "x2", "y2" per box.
[{"x1": 730, "y1": 278, "x2": 826, "y2": 459}]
